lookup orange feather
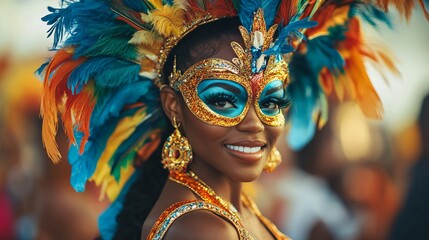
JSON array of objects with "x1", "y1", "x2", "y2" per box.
[{"x1": 41, "y1": 49, "x2": 87, "y2": 163}]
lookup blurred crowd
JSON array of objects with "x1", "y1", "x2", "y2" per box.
[
  {"x1": 256, "y1": 97, "x2": 429, "y2": 240},
  {"x1": 1, "y1": 1, "x2": 429, "y2": 239}
]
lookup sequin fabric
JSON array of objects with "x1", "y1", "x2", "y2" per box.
[{"x1": 146, "y1": 171, "x2": 292, "y2": 239}]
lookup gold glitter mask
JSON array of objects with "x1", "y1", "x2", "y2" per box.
[
  {"x1": 169, "y1": 55, "x2": 289, "y2": 127},
  {"x1": 168, "y1": 9, "x2": 290, "y2": 127}
]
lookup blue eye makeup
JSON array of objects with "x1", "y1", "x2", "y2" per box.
[
  {"x1": 197, "y1": 79, "x2": 248, "y2": 118},
  {"x1": 258, "y1": 80, "x2": 290, "y2": 116}
]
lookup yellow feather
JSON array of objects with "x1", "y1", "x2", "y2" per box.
[
  {"x1": 142, "y1": 5, "x2": 186, "y2": 37},
  {"x1": 90, "y1": 108, "x2": 147, "y2": 201},
  {"x1": 147, "y1": 0, "x2": 164, "y2": 10},
  {"x1": 129, "y1": 30, "x2": 162, "y2": 45},
  {"x1": 96, "y1": 162, "x2": 135, "y2": 202}
]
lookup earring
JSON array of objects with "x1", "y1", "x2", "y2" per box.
[
  {"x1": 162, "y1": 117, "x2": 192, "y2": 173},
  {"x1": 263, "y1": 147, "x2": 282, "y2": 172}
]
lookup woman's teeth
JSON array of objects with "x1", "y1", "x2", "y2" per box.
[{"x1": 226, "y1": 145, "x2": 261, "y2": 153}]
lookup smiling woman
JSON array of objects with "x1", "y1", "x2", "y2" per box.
[{"x1": 37, "y1": 0, "x2": 427, "y2": 239}]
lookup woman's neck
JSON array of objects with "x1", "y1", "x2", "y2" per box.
[{"x1": 188, "y1": 164, "x2": 244, "y2": 212}]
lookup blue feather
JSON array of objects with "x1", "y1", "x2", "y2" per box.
[
  {"x1": 237, "y1": 0, "x2": 282, "y2": 29},
  {"x1": 306, "y1": 36, "x2": 345, "y2": 74},
  {"x1": 350, "y1": 3, "x2": 392, "y2": 28},
  {"x1": 68, "y1": 113, "x2": 125, "y2": 192},
  {"x1": 264, "y1": 18, "x2": 317, "y2": 55},
  {"x1": 68, "y1": 57, "x2": 140, "y2": 94},
  {"x1": 239, "y1": 0, "x2": 262, "y2": 31},
  {"x1": 163, "y1": 0, "x2": 174, "y2": 6},
  {"x1": 42, "y1": 4, "x2": 78, "y2": 49},
  {"x1": 68, "y1": 130, "x2": 97, "y2": 192},
  {"x1": 261, "y1": 0, "x2": 281, "y2": 27},
  {"x1": 98, "y1": 171, "x2": 141, "y2": 240},
  {"x1": 91, "y1": 79, "x2": 159, "y2": 128},
  {"x1": 286, "y1": 53, "x2": 321, "y2": 150},
  {"x1": 35, "y1": 61, "x2": 50, "y2": 76},
  {"x1": 123, "y1": 0, "x2": 150, "y2": 12},
  {"x1": 109, "y1": 108, "x2": 165, "y2": 180}
]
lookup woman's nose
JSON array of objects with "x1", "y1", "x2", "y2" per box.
[{"x1": 236, "y1": 105, "x2": 264, "y2": 133}]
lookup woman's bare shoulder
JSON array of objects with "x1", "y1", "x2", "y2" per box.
[
  {"x1": 163, "y1": 209, "x2": 240, "y2": 240},
  {"x1": 142, "y1": 180, "x2": 239, "y2": 239}
]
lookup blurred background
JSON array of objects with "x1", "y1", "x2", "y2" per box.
[{"x1": 0, "y1": 0, "x2": 428, "y2": 239}]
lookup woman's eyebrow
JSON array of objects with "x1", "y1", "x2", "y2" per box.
[
  {"x1": 199, "y1": 82, "x2": 241, "y2": 94},
  {"x1": 264, "y1": 85, "x2": 283, "y2": 96}
]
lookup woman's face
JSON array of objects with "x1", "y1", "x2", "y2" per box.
[
  {"x1": 180, "y1": 96, "x2": 284, "y2": 182},
  {"x1": 174, "y1": 36, "x2": 286, "y2": 182}
]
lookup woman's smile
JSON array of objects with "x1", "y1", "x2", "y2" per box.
[{"x1": 224, "y1": 140, "x2": 266, "y2": 163}]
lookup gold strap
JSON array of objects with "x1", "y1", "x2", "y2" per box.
[
  {"x1": 242, "y1": 194, "x2": 292, "y2": 240},
  {"x1": 147, "y1": 200, "x2": 252, "y2": 240}
]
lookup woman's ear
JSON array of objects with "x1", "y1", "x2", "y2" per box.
[{"x1": 160, "y1": 87, "x2": 182, "y2": 122}]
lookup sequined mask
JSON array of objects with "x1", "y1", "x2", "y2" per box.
[{"x1": 169, "y1": 9, "x2": 290, "y2": 127}]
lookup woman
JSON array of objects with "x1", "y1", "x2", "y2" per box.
[
  {"x1": 39, "y1": 0, "x2": 426, "y2": 239},
  {"x1": 140, "y1": 17, "x2": 289, "y2": 239}
]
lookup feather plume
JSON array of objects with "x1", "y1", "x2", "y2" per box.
[
  {"x1": 62, "y1": 82, "x2": 96, "y2": 153},
  {"x1": 123, "y1": 0, "x2": 150, "y2": 12},
  {"x1": 90, "y1": 108, "x2": 148, "y2": 197},
  {"x1": 287, "y1": 54, "x2": 321, "y2": 150},
  {"x1": 42, "y1": 4, "x2": 78, "y2": 48},
  {"x1": 68, "y1": 57, "x2": 140, "y2": 92},
  {"x1": 141, "y1": 4, "x2": 186, "y2": 37},
  {"x1": 275, "y1": 0, "x2": 299, "y2": 25},
  {"x1": 91, "y1": 80, "x2": 159, "y2": 128},
  {"x1": 129, "y1": 30, "x2": 163, "y2": 45},
  {"x1": 111, "y1": 0, "x2": 151, "y2": 30},
  {"x1": 205, "y1": 0, "x2": 237, "y2": 17},
  {"x1": 264, "y1": 18, "x2": 317, "y2": 55},
  {"x1": 238, "y1": 0, "x2": 262, "y2": 31},
  {"x1": 41, "y1": 49, "x2": 86, "y2": 163},
  {"x1": 98, "y1": 171, "x2": 140, "y2": 240},
  {"x1": 334, "y1": 18, "x2": 388, "y2": 118}
]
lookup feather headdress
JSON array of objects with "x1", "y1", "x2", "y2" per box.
[{"x1": 39, "y1": 0, "x2": 427, "y2": 238}]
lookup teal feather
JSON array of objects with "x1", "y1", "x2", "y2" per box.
[
  {"x1": 73, "y1": 24, "x2": 137, "y2": 60},
  {"x1": 98, "y1": 171, "x2": 141, "y2": 240},
  {"x1": 68, "y1": 57, "x2": 140, "y2": 94},
  {"x1": 286, "y1": 53, "x2": 321, "y2": 150},
  {"x1": 91, "y1": 79, "x2": 159, "y2": 128},
  {"x1": 349, "y1": 3, "x2": 392, "y2": 28},
  {"x1": 109, "y1": 108, "x2": 165, "y2": 181}
]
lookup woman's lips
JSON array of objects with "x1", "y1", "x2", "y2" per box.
[{"x1": 224, "y1": 140, "x2": 266, "y2": 162}]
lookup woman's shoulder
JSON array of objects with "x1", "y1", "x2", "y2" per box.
[
  {"x1": 144, "y1": 200, "x2": 240, "y2": 240},
  {"x1": 162, "y1": 201, "x2": 239, "y2": 240},
  {"x1": 142, "y1": 180, "x2": 241, "y2": 240}
]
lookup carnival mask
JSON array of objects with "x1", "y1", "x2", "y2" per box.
[{"x1": 169, "y1": 9, "x2": 290, "y2": 127}]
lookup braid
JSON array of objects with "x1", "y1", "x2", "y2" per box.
[{"x1": 113, "y1": 132, "x2": 169, "y2": 239}]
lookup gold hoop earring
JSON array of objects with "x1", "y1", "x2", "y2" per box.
[
  {"x1": 162, "y1": 117, "x2": 192, "y2": 173},
  {"x1": 263, "y1": 147, "x2": 282, "y2": 172}
]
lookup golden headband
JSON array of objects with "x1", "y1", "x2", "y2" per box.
[{"x1": 152, "y1": 15, "x2": 221, "y2": 88}]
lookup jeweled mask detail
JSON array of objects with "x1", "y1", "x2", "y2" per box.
[{"x1": 169, "y1": 9, "x2": 290, "y2": 127}]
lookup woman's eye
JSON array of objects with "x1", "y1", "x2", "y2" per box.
[
  {"x1": 259, "y1": 96, "x2": 290, "y2": 116},
  {"x1": 262, "y1": 102, "x2": 279, "y2": 110},
  {"x1": 214, "y1": 101, "x2": 234, "y2": 108},
  {"x1": 205, "y1": 93, "x2": 238, "y2": 109}
]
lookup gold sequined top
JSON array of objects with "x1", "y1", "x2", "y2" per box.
[{"x1": 146, "y1": 172, "x2": 291, "y2": 240}]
